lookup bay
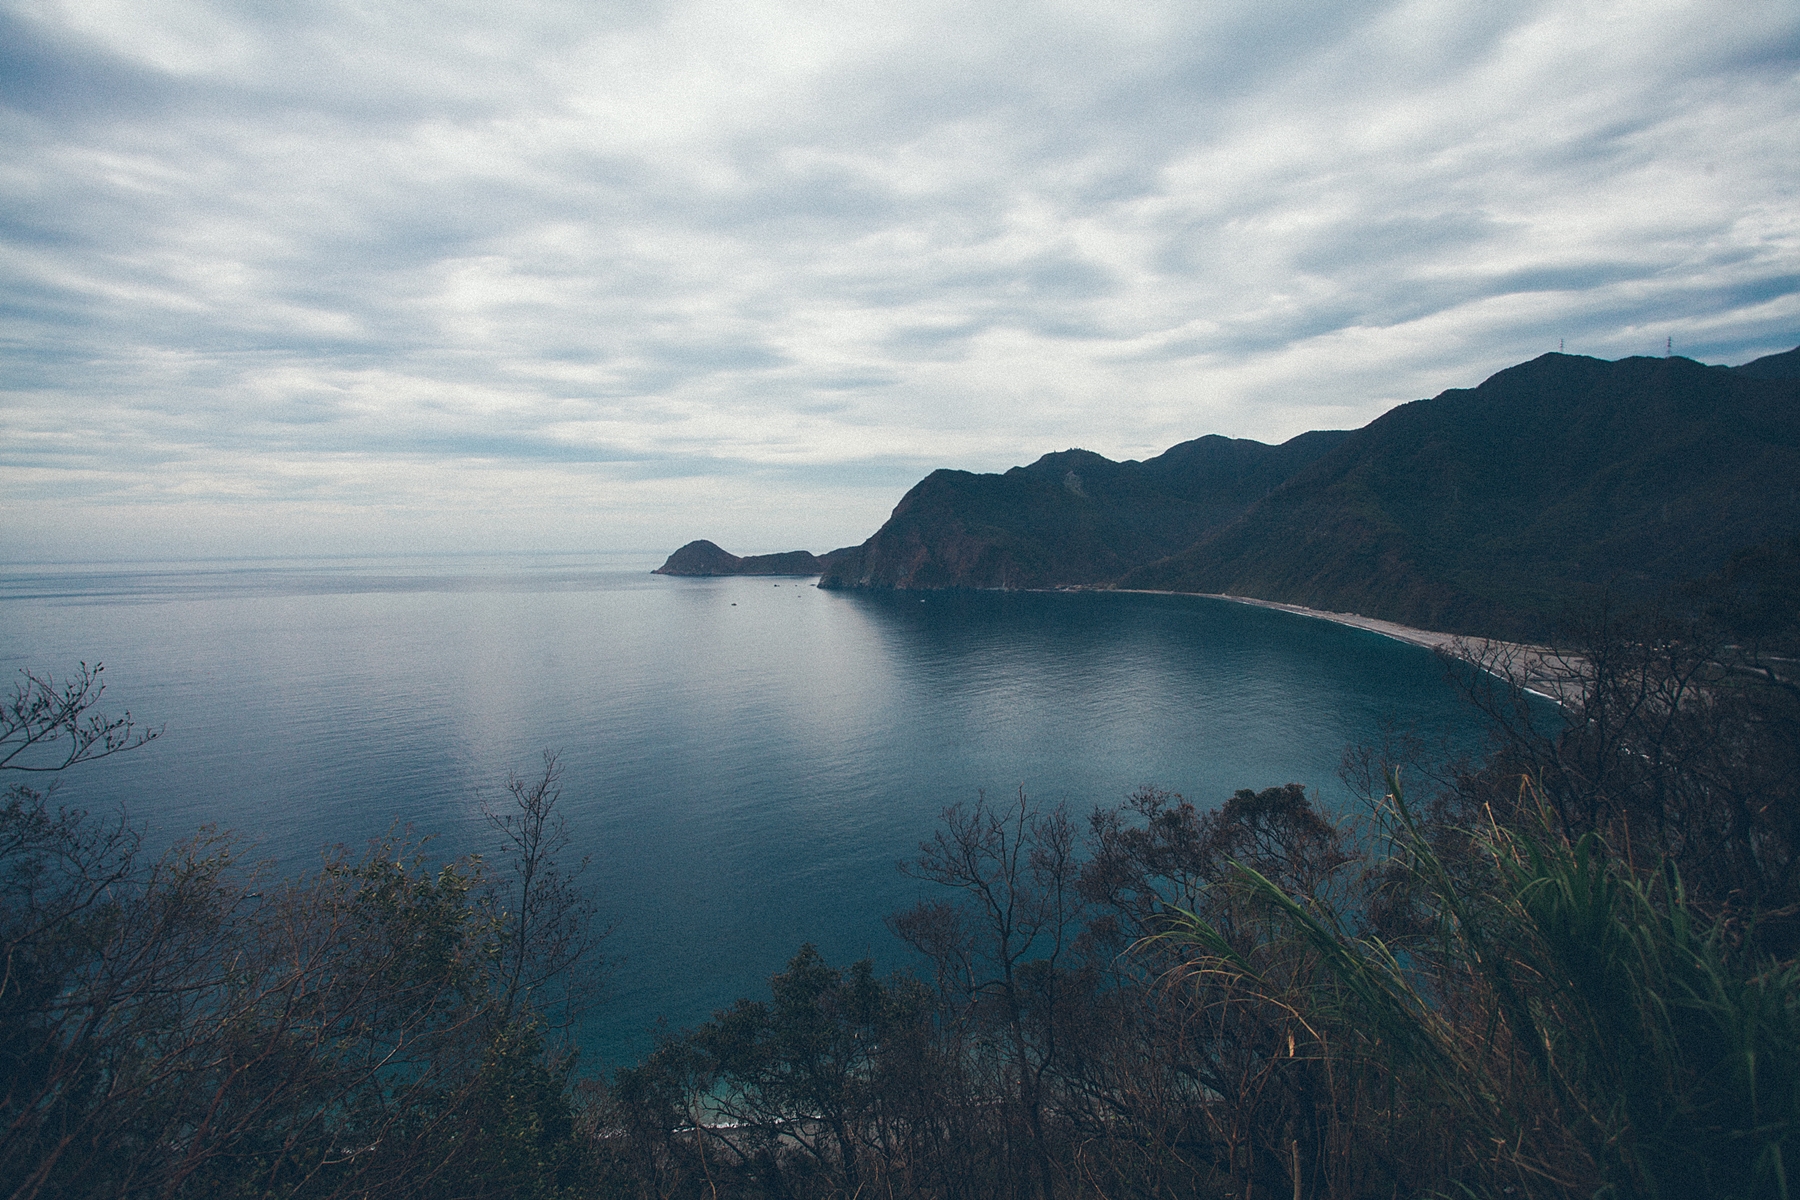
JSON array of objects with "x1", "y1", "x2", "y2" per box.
[{"x1": 1, "y1": 552, "x2": 1495, "y2": 1065}]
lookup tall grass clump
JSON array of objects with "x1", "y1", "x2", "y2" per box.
[{"x1": 1165, "y1": 772, "x2": 1800, "y2": 1199}]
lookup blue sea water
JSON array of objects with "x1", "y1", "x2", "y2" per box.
[{"x1": 1, "y1": 552, "x2": 1495, "y2": 1066}]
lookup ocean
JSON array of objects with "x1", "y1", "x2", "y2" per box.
[{"x1": 1, "y1": 552, "x2": 1498, "y2": 1065}]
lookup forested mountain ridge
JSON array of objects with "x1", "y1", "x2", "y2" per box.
[
  {"x1": 812, "y1": 429, "x2": 1350, "y2": 591},
  {"x1": 657, "y1": 345, "x2": 1800, "y2": 639},
  {"x1": 653, "y1": 432, "x2": 1348, "y2": 587},
  {"x1": 1734, "y1": 343, "x2": 1800, "y2": 379},
  {"x1": 1122, "y1": 349, "x2": 1800, "y2": 637}
]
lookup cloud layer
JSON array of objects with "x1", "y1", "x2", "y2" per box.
[{"x1": 4, "y1": 0, "x2": 1798, "y2": 558}]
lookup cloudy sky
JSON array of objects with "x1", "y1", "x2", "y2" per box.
[{"x1": 3, "y1": 0, "x2": 1797, "y2": 561}]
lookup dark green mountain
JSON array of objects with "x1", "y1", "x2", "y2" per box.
[
  {"x1": 1735, "y1": 344, "x2": 1800, "y2": 380},
  {"x1": 1120, "y1": 351, "x2": 1800, "y2": 637},
  {"x1": 815, "y1": 431, "x2": 1349, "y2": 590},
  {"x1": 653, "y1": 540, "x2": 845, "y2": 576}
]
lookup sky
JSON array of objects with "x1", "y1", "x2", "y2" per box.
[{"x1": 3, "y1": 0, "x2": 1798, "y2": 562}]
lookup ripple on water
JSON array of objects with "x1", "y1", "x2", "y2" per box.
[{"x1": 1, "y1": 557, "x2": 1495, "y2": 1066}]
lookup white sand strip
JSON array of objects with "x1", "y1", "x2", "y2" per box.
[{"x1": 1113, "y1": 588, "x2": 1583, "y2": 705}]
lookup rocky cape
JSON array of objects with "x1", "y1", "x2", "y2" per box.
[
  {"x1": 651, "y1": 540, "x2": 851, "y2": 577},
  {"x1": 654, "y1": 345, "x2": 1800, "y2": 640}
]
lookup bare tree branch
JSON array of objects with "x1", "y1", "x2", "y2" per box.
[{"x1": 1, "y1": 664, "x2": 159, "y2": 773}]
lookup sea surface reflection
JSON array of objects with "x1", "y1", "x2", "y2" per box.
[{"x1": 1, "y1": 553, "x2": 1494, "y2": 1064}]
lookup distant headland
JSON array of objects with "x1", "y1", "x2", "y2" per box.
[
  {"x1": 654, "y1": 344, "x2": 1800, "y2": 641},
  {"x1": 652, "y1": 540, "x2": 843, "y2": 577}
]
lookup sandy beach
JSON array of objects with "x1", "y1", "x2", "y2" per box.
[{"x1": 1112, "y1": 588, "x2": 1582, "y2": 705}]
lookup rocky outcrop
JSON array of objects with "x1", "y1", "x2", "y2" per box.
[
  {"x1": 653, "y1": 541, "x2": 852, "y2": 576},
  {"x1": 653, "y1": 540, "x2": 746, "y2": 575}
]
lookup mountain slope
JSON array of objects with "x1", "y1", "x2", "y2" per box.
[
  {"x1": 817, "y1": 430, "x2": 1349, "y2": 590},
  {"x1": 1735, "y1": 345, "x2": 1800, "y2": 380},
  {"x1": 1119, "y1": 352, "x2": 1800, "y2": 637}
]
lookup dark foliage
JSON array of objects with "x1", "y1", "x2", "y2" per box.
[
  {"x1": 1, "y1": 749, "x2": 602, "y2": 1200},
  {"x1": 815, "y1": 433, "x2": 1349, "y2": 591},
  {"x1": 1435, "y1": 535, "x2": 1800, "y2": 946},
  {"x1": 1124, "y1": 351, "x2": 1800, "y2": 638}
]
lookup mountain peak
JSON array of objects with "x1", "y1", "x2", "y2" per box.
[{"x1": 653, "y1": 540, "x2": 742, "y2": 575}]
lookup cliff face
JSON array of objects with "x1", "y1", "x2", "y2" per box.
[{"x1": 817, "y1": 432, "x2": 1349, "y2": 590}]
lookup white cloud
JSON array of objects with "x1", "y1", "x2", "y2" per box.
[{"x1": 2, "y1": 0, "x2": 1797, "y2": 559}]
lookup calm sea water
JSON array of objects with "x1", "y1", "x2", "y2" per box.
[{"x1": 2, "y1": 552, "x2": 1495, "y2": 1065}]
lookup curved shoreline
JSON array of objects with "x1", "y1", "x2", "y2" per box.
[
  {"x1": 1107, "y1": 588, "x2": 1578, "y2": 705},
  {"x1": 799, "y1": 574, "x2": 1579, "y2": 703},
  {"x1": 1121, "y1": 589, "x2": 1474, "y2": 653}
]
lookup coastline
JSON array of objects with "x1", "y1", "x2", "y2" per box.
[
  {"x1": 792, "y1": 573, "x2": 1581, "y2": 704},
  {"x1": 1179, "y1": 591, "x2": 1472, "y2": 652},
  {"x1": 1108, "y1": 587, "x2": 1580, "y2": 705}
]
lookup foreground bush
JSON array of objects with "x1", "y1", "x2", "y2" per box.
[
  {"x1": 0, "y1": 759, "x2": 599, "y2": 1200},
  {"x1": 1167, "y1": 775, "x2": 1799, "y2": 1199}
]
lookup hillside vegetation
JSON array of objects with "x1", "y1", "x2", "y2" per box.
[
  {"x1": 817, "y1": 432, "x2": 1349, "y2": 591},
  {"x1": 1122, "y1": 350, "x2": 1800, "y2": 637}
]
